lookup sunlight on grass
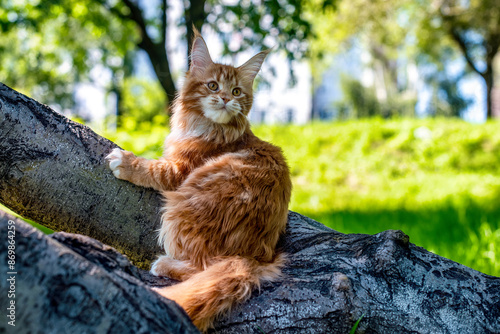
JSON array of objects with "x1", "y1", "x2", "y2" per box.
[
  {"x1": 94, "y1": 117, "x2": 500, "y2": 276},
  {"x1": 254, "y1": 118, "x2": 500, "y2": 276},
  {"x1": 0, "y1": 204, "x2": 53, "y2": 234},
  {"x1": 94, "y1": 115, "x2": 168, "y2": 159}
]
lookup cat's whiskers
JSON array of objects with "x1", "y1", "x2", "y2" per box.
[{"x1": 232, "y1": 105, "x2": 247, "y2": 118}]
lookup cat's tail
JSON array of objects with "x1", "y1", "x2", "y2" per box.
[{"x1": 153, "y1": 254, "x2": 286, "y2": 332}]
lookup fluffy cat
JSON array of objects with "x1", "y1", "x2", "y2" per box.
[{"x1": 106, "y1": 29, "x2": 292, "y2": 331}]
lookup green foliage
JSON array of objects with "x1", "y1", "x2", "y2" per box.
[
  {"x1": 0, "y1": 0, "x2": 137, "y2": 109},
  {"x1": 307, "y1": 0, "x2": 498, "y2": 118},
  {"x1": 435, "y1": 0, "x2": 500, "y2": 72},
  {"x1": 337, "y1": 76, "x2": 380, "y2": 118},
  {"x1": 209, "y1": 0, "x2": 324, "y2": 61},
  {"x1": 102, "y1": 119, "x2": 500, "y2": 276},
  {"x1": 121, "y1": 77, "x2": 168, "y2": 124},
  {"x1": 424, "y1": 69, "x2": 473, "y2": 117},
  {"x1": 336, "y1": 76, "x2": 417, "y2": 119},
  {"x1": 0, "y1": 0, "x2": 321, "y2": 113},
  {"x1": 3, "y1": 0, "x2": 494, "y2": 120}
]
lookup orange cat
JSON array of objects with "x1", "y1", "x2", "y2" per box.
[{"x1": 106, "y1": 30, "x2": 291, "y2": 331}]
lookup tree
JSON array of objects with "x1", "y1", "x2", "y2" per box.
[
  {"x1": 0, "y1": 0, "x2": 137, "y2": 112},
  {"x1": 1, "y1": 83, "x2": 499, "y2": 333},
  {"x1": 307, "y1": 0, "x2": 499, "y2": 119},
  {"x1": 436, "y1": 0, "x2": 500, "y2": 119},
  {"x1": 306, "y1": 0, "x2": 424, "y2": 119},
  {"x1": 0, "y1": 0, "x2": 317, "y2": 114}
]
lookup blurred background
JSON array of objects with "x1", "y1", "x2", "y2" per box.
[{"x1": 0, "y1": 0, "x2": 498, "y2": 276}]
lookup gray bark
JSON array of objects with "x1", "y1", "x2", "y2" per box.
[
  {"x1": 1, "y1": 210, "x2": 499, "y2": 333},
  {"x1": 0, "y1": 83, "x2": 499, "y2": 333},
  {"x1": 0, "y1": 211, "x2": 198, "y2": 334},
  {"x1": 0, "y1": 82, "x2": 163, "y2": 268}
]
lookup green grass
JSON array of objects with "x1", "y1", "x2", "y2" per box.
[
  {"x1": 350, "y1": 314, "x2": 364, "y2": 334},
  {"x1": 0, "y1": 205, "x2": 54, "y2": 234},
  {"x1": 96, "y1": 118, "x2": 500, "y2": 276},
  {"x1": 253, "y1": 118, "x2": 500, "y2": 276}
]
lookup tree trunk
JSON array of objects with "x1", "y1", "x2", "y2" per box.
[
  {"x1": 185, "y1": 0, "x2": 207, "y2": 62},
  {"x1": 119, "y1": 0, "x2": 177, "y2": 104},
  {"x1": 0, "y1": 211, "x2": 199, "y2": 334},
  {"x1": 0, "y1": 83, "x2": 499, "y2": 333},
  {"x1": 144, "y1": 44, "x2": 177, "y2": 105},
  {"x1": 485, "y1": 68, "x2": 494, "y2": 119}
]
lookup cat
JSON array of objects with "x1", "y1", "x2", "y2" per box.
[{"x1": 106, "y1": 29, "x2": 292, "y2": 332}]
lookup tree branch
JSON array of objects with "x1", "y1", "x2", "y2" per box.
[
  {"x1": 121, "y1": 0, "x2": 151, "y2": 44},
  {"x1": 1, "y1": 83, "x2": 499, "y2": 333},
  {"x1": 449, "y1": 27, "x2": 485, "y2": 78},
  {"x1": 101, "y1": 0, "x2": 177, "y2": 103},
  {"x1": 184, "y1": 0, "x2": 207, "y2": 62},
  {"x1": 438, "y1": 4, "x2": 485, "y2": 78},
  {"x1": 162, "y1": 0, "x2": 168, "y2": 47},
  {"x1": 0, "y1": 211, "x2": 199, "y2": 333},
  {"x1": 0, "y1": 83, "x2": 163, "y2": 268}
]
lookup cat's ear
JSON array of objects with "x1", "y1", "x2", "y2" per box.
[
  {"x1": 190, "y1": 29, "x2": 213, "y2": 76},
  {"x1": 238, "y1": 49, "x2": 271, "y2": 83}
]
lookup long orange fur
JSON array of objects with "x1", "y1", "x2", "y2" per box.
[{"x1": 106, "y1": 29, "x2": 291, "y2": 332}]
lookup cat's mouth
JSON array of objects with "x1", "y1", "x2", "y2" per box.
[
  {"x1": 201, "y1": 97, "x2": 240, "y2": 124},
  {"x1": 203, "y1": 106, "x2": 234, "y2": 124},
  {"x1": 215, "y1": 102, "x2": 238, "y2": 115}
]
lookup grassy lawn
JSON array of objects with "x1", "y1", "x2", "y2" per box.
[
  {"x1": 254, "y1": 119, "x2": 500, "y2": 276},
  {"x1": 8, "y1": 117, "x2": 497, "y2": 276},
  {"x1": 101, "y1": 117, "x2": 500, "y2": 276}
]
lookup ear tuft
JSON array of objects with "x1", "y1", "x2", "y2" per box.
[
  {"x1": 238, "y1": 48, "x2": 271, "y2": 83},
  {"x1": 190, "y1": 30, "x2": 213, "y2": 75}
]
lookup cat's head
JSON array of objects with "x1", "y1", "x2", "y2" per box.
[{"x1": 172, "y1": 30, "x2": 269, "y2": 143}]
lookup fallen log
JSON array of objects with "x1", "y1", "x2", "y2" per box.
[{"x1": 0, "y1": 83, "x2": 499, "y2": 333}]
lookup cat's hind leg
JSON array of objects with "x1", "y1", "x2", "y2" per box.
[{"x1": 151, "y1": 256, "x2": 200, "y2": 281}]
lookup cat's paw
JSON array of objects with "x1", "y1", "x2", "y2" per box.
[
  {"x1": 106, "y1": 148, "x2": 137, "y2": 181},
  {"x1": 150, "y1": 258, "x2": 162, "y2": 277},
  {"x1": 106, "y1": 148, "x2": 124, "y2": 178},
  {"x1": 150, "y1": 256, "x2": 172, "y2": 277},
  {"x1": 151, "y1": 256, "x2": 198, "y2": 280}
]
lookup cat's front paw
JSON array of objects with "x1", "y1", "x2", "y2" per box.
[
  {"x1": 106, "y1": 148, "x2": 136, "y2": 181},
  {"x1": 106, "y1": 148, "x2": 124, "y2": 178}
]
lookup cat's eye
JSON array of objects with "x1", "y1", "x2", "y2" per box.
[
  {"x1": 232, "y1": 88, "x2": 242, "y2": 96},
  {"x1": 207, "y1": 82, "x2": 219, "y2": 91}
]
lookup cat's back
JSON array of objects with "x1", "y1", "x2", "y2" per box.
[
  {"x1": 233, "y1": 131, "x2": 290, "y2": 176},
  {"x1": 213, "y1": 132, "x2": 292, "y2": 202},
  {"x1": 166, "y1": 130, "x2": 291, "y2": 198}
]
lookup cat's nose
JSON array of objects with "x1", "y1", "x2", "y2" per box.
[{"x1": 220, "y1": 95, "x2": 230, "y2": 104}]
